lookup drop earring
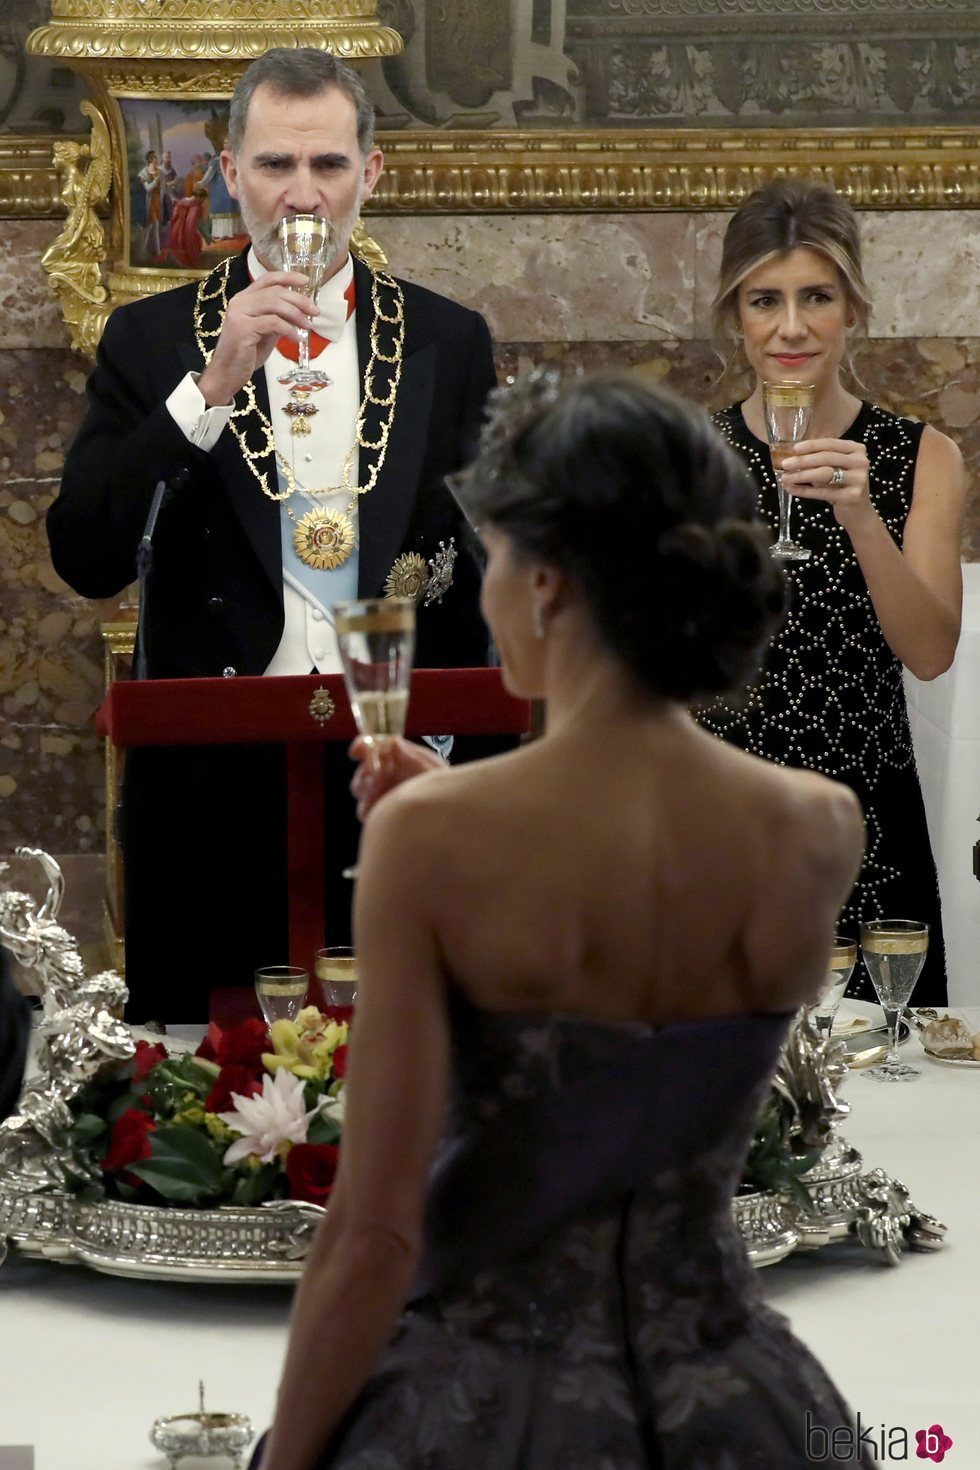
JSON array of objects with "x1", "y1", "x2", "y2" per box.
[{"x1": 532, "y1": 604, "x2": 547, "y2": 639}]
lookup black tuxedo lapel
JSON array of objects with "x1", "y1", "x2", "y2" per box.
[
  {"x1": 353, "y1": 257, "x2": 437, "y2": 596},
  {"x1": 184, "y1": 250, "x2": 282, "y2": 595}
]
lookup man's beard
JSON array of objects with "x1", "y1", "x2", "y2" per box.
[{"x1": 238, "y1": 191, "x2": 361, "y2": 281}]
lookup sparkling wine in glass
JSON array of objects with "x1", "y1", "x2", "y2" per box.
[
  {"x1": 277, "y1": 214, "x2": 332, "y2": 387},
  {"x1": 314, "y1": 946, "x2": 357, "y2": 1024},
  {"x1": 763, "y1": 379, "x2": 815, "y2": 562},
  {"x1": 255, "y1": 966, "x2": 309, "y2": 1027},
  {"x1": 807, "y1": 935, "x2": 857, "y2": 1039},
  {"x1": 334, "y1": 597, "x2": 416, "y2": 877},
  {"x1": 860, "y1": 920, "x2": 929, "y2": 1082}
]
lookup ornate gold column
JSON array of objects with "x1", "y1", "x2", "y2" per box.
[{"x1": 27, "y1": 1, "x2": 402, "y2": 356}]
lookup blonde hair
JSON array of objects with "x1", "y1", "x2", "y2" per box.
[{"x1": 713, "y1": 178, "x2": 872, "y2": 359}]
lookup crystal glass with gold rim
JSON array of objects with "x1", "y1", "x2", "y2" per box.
[
  {"x1": 314, "y1": 946, "x2": 357, "y2": 1023},
  {"x1": 763, "y1": 379, "x2": 814, "y2": 562},
  {"x1": 807, "y1": 934, "x2": 857, "y2": 1039},
  {"x1": 255, "y1": 965, "x2": 309, "y2": 1027},
  {"x1": 277, "y1": 214, "x2": 332, "y2": 387},
  {"x1": 860, "y1": 919, "x2": 929, "y2": 1081}
]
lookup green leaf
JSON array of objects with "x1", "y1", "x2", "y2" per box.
[
  {"x1": 67, "y1": 1112, "x2": 107, "y2": 1144},
  {"x1": 128, "y1": 1124, "x2": 226, "y2": 1203},
  {"x1": 307, "y1": 1112, "x2": 342, "y2": 1146},
  {"x1": 231, "y1": 1164, "x2": 282, "y2": 1206}
]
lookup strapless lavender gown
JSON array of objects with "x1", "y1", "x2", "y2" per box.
[{"x1": 260, "y1": 994, "x2": 870, "y2": 1469}]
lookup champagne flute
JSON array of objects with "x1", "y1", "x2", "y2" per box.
[
  {"x1": 763, "y1": 379, "x2": 815, "y2": 562},
  {"x1": 806, "y1": 935, "x2": 857, "y2": 1039},
  {"x1": 277, "y1": 213, "x2": 332, "y2": 387},
  {"x1": 255, "y1": 965, "x2": 309, "y2": 1027},
  {"x1": 334, "y1": 597, "x2": 416, "y2": 877},
  {"x1": 859, "y1": 920, "x2": 929, "y2": 1082}
]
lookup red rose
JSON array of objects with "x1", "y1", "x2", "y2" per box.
[
  {"x1": 206, "y1": 1065, "x2": 263, "y2": 1114},
  {"x1": 286, "y1": 1143, "x2": 340, "y2": 1206},
  {"x1": 331, "y1": 1044, "x2": 348, "y2": 1080},
  {"x1": 132, "y1": 1040, "x2": 169, "y2": 1083},
  {"x1": 213, "y1": 1018, "x2": 271, "y2": 1069},
  {"x1": 102, "y1": 1107, "x2": 157, "y2": 1177}
]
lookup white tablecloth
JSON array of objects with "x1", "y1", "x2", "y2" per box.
[
  {"x1": 2, "y1": 1011, "x2": 979, "y2": 1467},
  {"x1": 766, "y1": 1006, "x2": 980, "y2": 1459},
  {"x1": 905, "y1": 559, "x2": 980, "y2": 1003}
]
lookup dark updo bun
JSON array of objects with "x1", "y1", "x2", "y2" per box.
[{"x1": 456, "y1": 371, "x2": 785, "y2": 702}]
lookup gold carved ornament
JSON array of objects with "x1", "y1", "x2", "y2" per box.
[
  {"x1": 39, "y1": 99, "x2": 112, "y2": 358},
  {"x1": 193, "y1": 255, "x2": 405, "y2": 571}
]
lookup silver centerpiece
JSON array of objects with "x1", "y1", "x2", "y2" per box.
[
  {"x1": 733, "y1": 1010, "x2": 947, "y2": 1266},
  {"x1": 0, "y1": 848, "x2": 324, "y2": 1279},
  {"x1": 1, "y1": 850, "x2": 946, "y2": 1278}
]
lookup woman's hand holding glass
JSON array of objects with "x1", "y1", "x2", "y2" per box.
[
  {"x1": 779, "y1": 437, "x2": 875, "y2": 532},
  {"x1": 349, "y1": 735, "x2": 447, "y2": 821}
]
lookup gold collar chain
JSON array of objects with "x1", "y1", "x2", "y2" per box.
[{"x1": 192, "y1": 255, "x2": 405, "y2": 506}]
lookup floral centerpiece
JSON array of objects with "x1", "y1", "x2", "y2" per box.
[{"x1": 55, "y1": 1009, "x2": 348, "y2": 1209}]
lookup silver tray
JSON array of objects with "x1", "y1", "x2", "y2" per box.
[
  {"x1": 841, "y1": 1020, "x2": 910, "y2": 1068},
  {"x1": 0, "y1": 1185, "x2": 324, "y2": 1282}
]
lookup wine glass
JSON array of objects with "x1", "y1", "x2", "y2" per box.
[
  {"x1": 763, "y1": 379, "x2": 815, "y2": 562},
  {"x1": 314, "y1": 947, "x2": 357, "y2": 1024},
  {"x1": 277, "y1": 214, "x2": 332, "y2": 387},
  {"x1": 255, "y1": 965, "x2": 309, "y2": 1027},
  {"x1": 806, "y1": 935, "x2": 857, "y2": 1039},
  {"x1": 334, "y1": 596, "x2": 416, "y2": 877},
  {"x1": 859, "y1": 919, "x2": 929, "y2": 1082}
]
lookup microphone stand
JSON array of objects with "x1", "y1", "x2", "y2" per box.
[{"x1": 133, "y1": 471, "x2": 185, "y2": 681}]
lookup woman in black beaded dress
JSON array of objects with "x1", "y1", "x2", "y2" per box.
[{"x1": 701, "y1": 179, "x2": 964, "y2": 1004}]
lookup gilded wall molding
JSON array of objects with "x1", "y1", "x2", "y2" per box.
[
  {"x1": 4, "y1": 126, "x2": 980, "y2": 221},
  {"x1": 0, "y1": 136, "x2": 87, "y2": 216},
  {"x1": 26, "y1": 24, "x2": 401, "y2": 62}
]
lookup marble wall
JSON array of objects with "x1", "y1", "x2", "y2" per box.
[{"x1": 1, "y1": 207, "x2": 978, "y2": 973}]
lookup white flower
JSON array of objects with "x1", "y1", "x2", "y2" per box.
[{"x1": 219, "y1": 1068, "x2": 322, "y2": 1165}]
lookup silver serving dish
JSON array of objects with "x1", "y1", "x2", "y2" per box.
[{"x1": 151, "y1": 1383, "x2": 253, "y2": 1467}]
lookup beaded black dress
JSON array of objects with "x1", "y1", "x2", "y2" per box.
[
  {"x1": 260, "y1": 995, "x2": 871, "y2": 1470},
  {"x1": 701, "y1": 402, "x2": 945, "y2": 1004}
]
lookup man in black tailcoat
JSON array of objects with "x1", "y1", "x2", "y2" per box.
[{"x1": 47, "y1": 49, "x2": 496, "y2": 1022}]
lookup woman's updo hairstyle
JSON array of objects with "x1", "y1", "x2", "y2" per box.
[{"x1": 456, "y1": 371, "x2": 786, "y2": 703}]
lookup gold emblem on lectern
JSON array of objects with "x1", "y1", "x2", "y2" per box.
[{"x1": 308, "y1": 687, "x2": 336, "y2": 725}]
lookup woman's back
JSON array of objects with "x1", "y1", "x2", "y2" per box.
[{"x1": 390, "y1": 705, "x2": 861, "y2": 1028}]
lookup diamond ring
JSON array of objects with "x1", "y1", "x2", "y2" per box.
[{"x1": 829, "y1": 467, "x2": 846, "y2": 487}]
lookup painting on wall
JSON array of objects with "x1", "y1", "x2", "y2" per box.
[{"x1": 121, "y1": 98, "x2": 244, "y2": 271}]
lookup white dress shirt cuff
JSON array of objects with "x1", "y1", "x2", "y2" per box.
[{"x1": 166, "y1": 371, "x2": 235, "y2": 452}]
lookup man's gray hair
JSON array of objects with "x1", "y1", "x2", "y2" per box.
[{"x1": 227, "y1": 48, "x2": 376, "y2": 156}]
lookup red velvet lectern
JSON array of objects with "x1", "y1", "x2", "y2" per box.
[{"x1": 97, "y1": 669, "x2": 531, "y2": 973}]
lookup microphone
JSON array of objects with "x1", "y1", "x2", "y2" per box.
[{"x1": 134, "y1": 470, "x2": 187, "y2": 681}]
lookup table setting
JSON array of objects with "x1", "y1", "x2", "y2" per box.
[{"x1": 1, "y1": 806, "x2": 975, "y2": 1463}]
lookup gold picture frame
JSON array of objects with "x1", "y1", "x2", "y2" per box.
[{"x1": 5, "y1": 125, "x2": 980, "y2": 222}]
